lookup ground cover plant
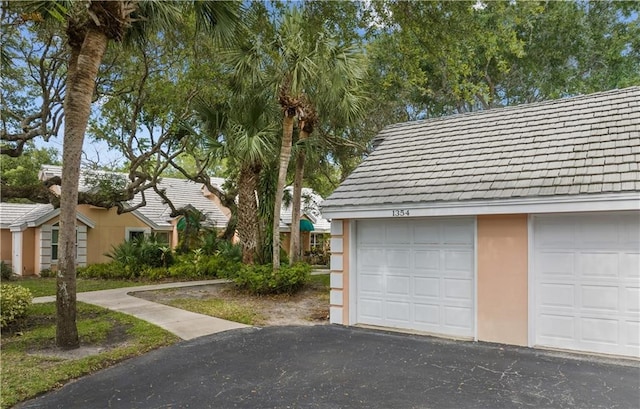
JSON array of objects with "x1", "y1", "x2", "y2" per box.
[{"x1": 0, "y1": 302, "x2": 178, "y2": 409}]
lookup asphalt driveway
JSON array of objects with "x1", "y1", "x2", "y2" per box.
[{"x1": 17, "y1": 326, "x2": 639, "y2": 409}]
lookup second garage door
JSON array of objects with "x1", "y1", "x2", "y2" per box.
[
  {"x1": 533, "y1": 212, "x2": 640, "y2": 357},
  {"x1": 356, "y1": 218, "x2": 475, "y2": 338}
]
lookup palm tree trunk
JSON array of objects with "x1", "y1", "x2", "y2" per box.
[
  {"x1": 57, "y1": 28, "x2": 108, "y2": 349},
  {"x1": 289, "y1": 127, "x2": 309, "y2": 264},
  {"x1": 238, "y1": 164, "x2": 260, "y2": 265},
  {"x1": 272, "y1": 113, "x2": 295, "y2": 270}
]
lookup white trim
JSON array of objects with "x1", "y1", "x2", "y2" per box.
[
  {"x1": 527, "y1": 214, "x2": 535, "y2": 349},
  {"x1": 12, "y1": 230, "x2": 23, "y2": 276},
  {"x1": 322, "y1": 193, "x2": 640, "y2": 219},
  {"x1": 473, "y1": 216, "x2": 478, "y2": 342},
  {"x1": 349, "y1": 219, "x2": 357, "y2": 325}
]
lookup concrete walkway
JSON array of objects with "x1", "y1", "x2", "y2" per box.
[{"x1": 33, "y1": 280, "x2": 248, "y2": 340}]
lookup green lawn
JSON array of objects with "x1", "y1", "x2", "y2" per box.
[
  {"x1": 5, "y1": 277, "x2": 153, "y2": 297},
  {"x1": 1, "y1": 302, "x2": 178, "y2": 409}
]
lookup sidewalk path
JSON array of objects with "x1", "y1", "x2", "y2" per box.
[{"x1": 33, "y1": 280, "x2": 248, "y2": 340}]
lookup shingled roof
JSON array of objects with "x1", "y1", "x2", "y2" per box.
[
  {"x1": 39, "y1": 165, "x2": 229, "y2": 229},
  {"x1": 322, "y1": 87, "x2": 640, "y2": 212}
]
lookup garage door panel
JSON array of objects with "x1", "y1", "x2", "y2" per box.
[
  {"x1": 359, "y1": 248, "x2": 386, "y2": 269},
  {"x1": 444, "y1": 306, "x2": 473, "y2": 329},
  {"x1": 626, "y1": 288, "x2": 640, "y2": 313},
  {"x1": 414, "y1": 304, "x2": 440, "y2": 326},
  {"x1": 538, "y1": 314, "x2": 575, "y2": 341},
  {"x1": 444, "y1": 278, "x2": 472, "y2": 300},
  {"x1": 359, "y1": 274, "x2": 383, "y2": 294},
  {"x1": 535, "y1": 219, "x2": 575, "y2": 247},
  {"x1": 578, "y1": 252, "x2": 619, "y2": 278},
  {"x1": 386, "y1": 275, "x2": 410, "y2": 296},
  {"x1": 414, "y1": 250, "x2": 440, "y2": 270},
  {"x1": 581, "y1": 285, "x2": 619, "y2": 311},
  {"x1": 538, "y1": 283, "x2": 575, "y2": 308},
  {"x1": 359, "y1": 298, "x2": 383, "y2": 320},
  {"x1": 536, "y1": 252, "x2": 574, "y2": 276},
  {"x1": 627, "y1": 321, "x2": 640, "y2": 347},
  {"x1": 386, "y1": 223, "x2": 411, "y2": 244},
  {"x1": 580, "y1": 317, "x2": 619, "y2": 345},
  {"x1": 357, "y1": 223, "x2": 386, "y2": 245},
  {"x1": 414, "y1": 277, "x2": 440, "y2": 298},
  {"x1": 578, "y1": 221, "x2": 618, "y2": 248},
  {"x1": 387, "y1": 249, "x2": 410, "y2": 269},
  {"x1": 620, "y1": 253, "x2": 640, "y2": 278},
  {"x1": 385, "y1": 301, "x2": 411, "y2": 322},
  {"x1": 534, "y1": 212, "x2": 640, "y2": 357},
  {"x1": 444, "y1": 250, "x2": 473, "y2": 273},
  {"x1": 356, "y1": 218, "x2": 474, "y2": 338},
  {"x1": 413, "y1": 221, "x2": 441, "y2": 244},
  {"x1": 443, "y1": 221, "x2": 474, "y2": 245}
]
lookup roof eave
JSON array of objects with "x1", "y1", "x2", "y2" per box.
[{"x1": 321, "y1": 192, "x2": 640, "y2": 219}]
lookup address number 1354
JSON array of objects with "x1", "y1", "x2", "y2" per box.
[{"x1": 392, "y1": 209, "x2": 410, "y2": 217}]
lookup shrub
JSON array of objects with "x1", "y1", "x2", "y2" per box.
[
  {"x1": 1, "y1": 261, "x2": 14, "y2": 281},
  {"x1": 1, "y1": 284, "x2": 33, "y2": 329},
  {"x1": 231, "y1": 262, "x2": 311, "y2": 295},
  {"x1": 217, "y1": 241, "x2": 242, "y2": 262},
  {"x1": 77, "y1": 262, "x2": 130, "y2": 280},
  {"x1": 106, "y1": 236, "x2": 174, "y2": 277},
  {"x1": 39, "y1": 268, "x2": 55, "y2": 278}
]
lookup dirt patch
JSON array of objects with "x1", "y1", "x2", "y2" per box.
[{"x1": 132, "y1": 280, "x2": 330, "y2": 327}]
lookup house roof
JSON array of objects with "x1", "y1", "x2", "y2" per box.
[
  {"x1": 0, "y1": 203, "x2": 96, "y2": 231},
  {"x1": 322, "y1": 87, "x2": 640, "y2": 213},
  {"x1": 280, "y1": 187, "x2": 331, "y2": 233},
  {"x1": 39, "y1": 166, "x2": 229, "y2": 230},
  {"x1": 0, "y1": 203, "x2": 54, "y2": 229}
]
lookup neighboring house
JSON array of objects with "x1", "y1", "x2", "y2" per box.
[
  {"x1": 0, "y1": 165, "x2": 230, "y2": 276},
  {"x1": 322, "y1": 87, "x2": 640, "y2": 358},
  {"x1": 280, "y1": 187, "x2": 331, "y2": 263}
]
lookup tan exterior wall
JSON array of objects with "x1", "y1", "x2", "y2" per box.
[
  {"x1": 0, "y1": 229, "x2": 11, "y2": 264},
  {"x1": 22, "y1": 228, "x2": 36, "y2": 276},
  {"x1": 477, "y1": 214, "x2": 529, "y2": 346},
  {"x1": 76, "y1": 205, "x2": 150, "y2": 264}
]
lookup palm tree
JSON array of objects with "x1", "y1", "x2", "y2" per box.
[
  {"x1": 193, "y1": 92, "x2": 277, "y2": 264},
  {"x1": 19, "y1": 0, "x2": 241, "y2": 349},
  {"x1": 288, "y1": 40, "x2": 367, "y2": 263},
  {"x1": 225, "y1": 7, "x2": 367, "y2": 269}
]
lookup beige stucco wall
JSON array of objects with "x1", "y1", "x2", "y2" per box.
[
  {"x1": 0, "y1": 229, "x2": 11, "y2": 263},
  {"x1": 76, "y1": 205, "x2": 150, "y2": 264},
  {"x1": 477, "y1": 214, "x2": 529, "y2": 346}
]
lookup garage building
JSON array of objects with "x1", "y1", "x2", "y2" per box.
[{"x1": 321, "y1": 87, "x2": 640, "y2": 358}]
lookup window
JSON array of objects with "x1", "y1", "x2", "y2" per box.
[
  {"x1": 129, "y1": 231, "x2": 145, "y2": 241},
  {"x1": 51, "y1": 224, "x2": 78, "y2": 261},
  {"x1": 310, "y1": 233, "x2": 324, "y2": 249},
  {"x1": 51, "y1": 227, "x2": 59, "y2": 261},
  {"x1": 126, "y1": 228, "x2": 150, "y2": 242},
  {"x1": 154, "y1": 232, "x2": 170, "y2": 244}
]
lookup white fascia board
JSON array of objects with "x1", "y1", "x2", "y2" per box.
[
  {"x1": 25, "y1": 209, "x2": 96, "y2": 229},
  {"x1": 130, "y1": 209, "x2": 163, "y2": 230},
  {"x1": 9, "y1": 223, "x2": 27, "y2": 232},
  {"x1": 321, "y1": 193, "x2": 640, "y2": 219}
]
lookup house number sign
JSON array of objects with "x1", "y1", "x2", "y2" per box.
[{"x1": 392, "y1": 209, "x2": 410, "y2": 217}]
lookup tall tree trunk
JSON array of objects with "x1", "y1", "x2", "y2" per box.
[
  {"x1": 57, "y1": 28, "x2": 108, "y2": 350},
  {"x1": 289, "y1": 126, "x2": 309, "y2": 264},
  {"x1": 272, "y1": 113, "x2": 295, "y2": 270},
  {"x1": 237, "y1": 164, "x2": 260, "y2": 265}
]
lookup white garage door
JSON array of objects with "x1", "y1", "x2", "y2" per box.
[
  {"x1": 533, "y1": 212, "x2": 640, "y2": 357},
  {"x1": 356, "y1": 218, "x2": 474, "y2": 338}
]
